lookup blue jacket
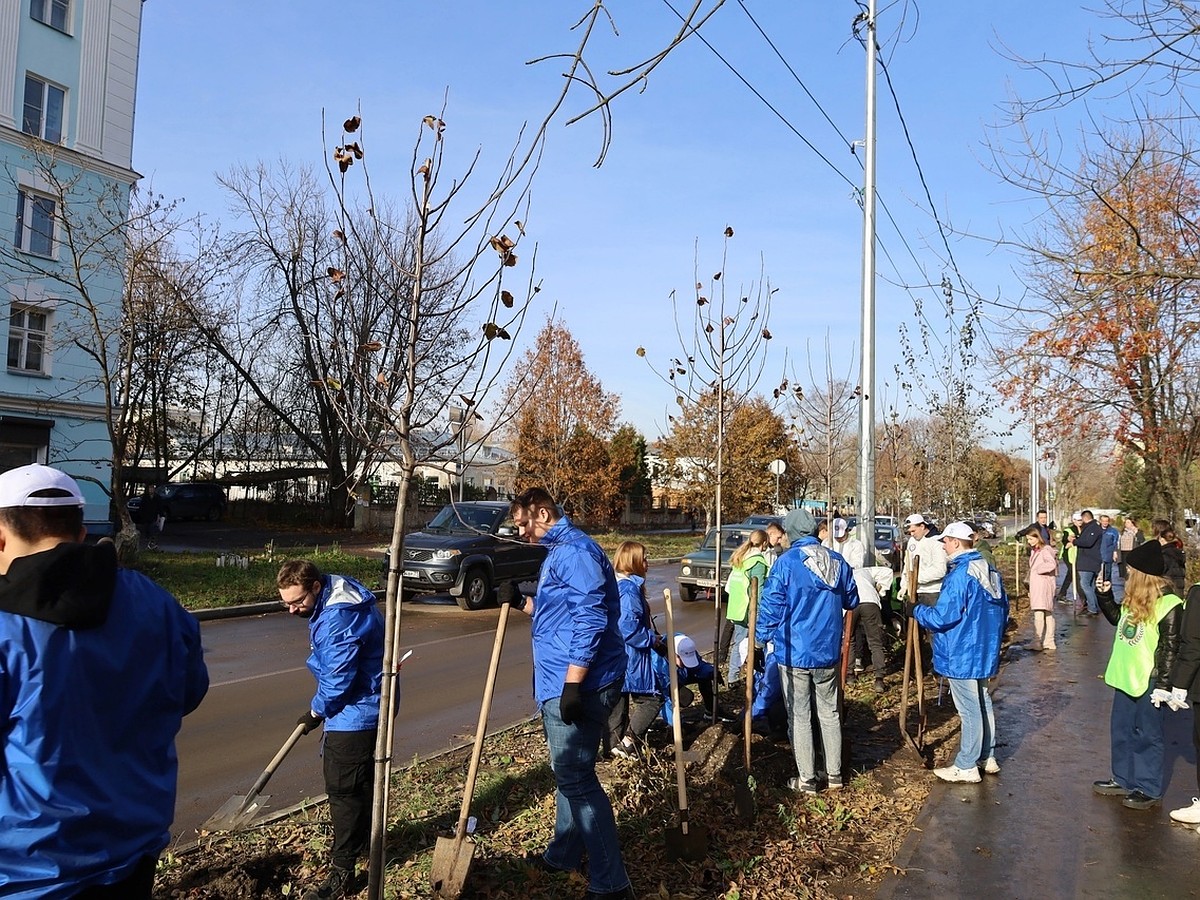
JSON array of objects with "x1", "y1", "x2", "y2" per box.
[
  {"x1": 616, "y1": 573, "x2": 659, "y2": 695},
  {"x1": 912, "y1": 549, "x2": 1008, "y2": 680},
  {"x1": 530, "y1": 517, "x2": 627, "y2": 704},
  {"x1": 0, "y1": 543, "x2": 208, "y2": 898},
  {"x1": 754, "y1": 537, "x2": 859, "y2": 669},
  {"x1": 307, "y1": 574, "x2": 384, "y2": 731},
  {"x1": 651, "y1": 648, "x2": 714, "y2": 722},
  {"x1": 1101, "y1": 525, "x2": 1120, "y2": 563},
  {"x1": 751, "y1": 645, "x2": 783, "y2": 719}
]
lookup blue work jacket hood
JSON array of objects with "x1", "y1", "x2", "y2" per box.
[
  {"x1": 754, "y1": 537, "x2": 859, "y2": 669},
  {"x1": 307, "y1": 574, "x2": 385, "y2": 731},
  {"x1": 530, "y1": 517, "x2": 627, "y2": 703},
  {"x1": 912, "y1": 549, "x2": 1008, "y2": 680}
]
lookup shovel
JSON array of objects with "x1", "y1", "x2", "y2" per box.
[
  {"x1": 430, "y1": 603, "x2": 511, "y2": 898},
  {"x1": 733, "y1": 577, "x2": 758, "y2": 822},
  {"x1": 898, "y1": 559, "x2": 927, "y2": 763},
  {"x1": 202, "y1": 722, "x2": 308, "y2": 832},
  {"x1": 663, "y1": 588, "x2": 709, "y2": 861}
]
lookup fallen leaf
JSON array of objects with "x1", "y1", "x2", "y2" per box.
[
  {"x1": 724, "y1": 225, "x2": 734, "y2": 237},
  {"x1": 636, "y1": 347, "x2": 646, "y2": 357},
  {"x1": 359, "y1": 341, "x2": 383, "y2": 352}
]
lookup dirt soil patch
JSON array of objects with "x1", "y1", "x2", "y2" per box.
[{"x1": 156, "y1": 615, "x2": 1025, "y2": 900}]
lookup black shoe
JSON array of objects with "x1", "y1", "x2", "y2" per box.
[
  {"x1": 1093, "y1": 779, "x2": 1128, "y2": 796},
  {"x1": 1123, "y1": 790, "x2": 1160, "y2": 810},
  {"x1": 302, "y1": 866, "x2": 354, "y2": 900},
  {"x1": 586, "y1": 886, "x2": 636, "y2": 900}
]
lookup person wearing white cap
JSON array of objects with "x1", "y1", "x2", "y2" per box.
[
  {"x1": 897, "y1": 514, "x2": 947, "y2": 610},
  {"x1": 911, "y1": 521, "x2": 1008, "y2": 783},
  {"x1": 1052, "y1": 512, "x2": 1084, "y2": 606},
  {"x1": 826, "y1": 517, "x2": 865, "y2": 570},
  {"x1": 0, "y1": 464, "x2": 208, "y2": 897}
]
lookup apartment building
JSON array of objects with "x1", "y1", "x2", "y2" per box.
[{"x1": 0, "y1": 0, "x2": 145, "y2": 530}]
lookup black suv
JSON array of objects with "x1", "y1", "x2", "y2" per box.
[
  {"x1": 400, "y1": 501, "x2": 547, "y2": 610},
  {"x1": 129, "y1": 482, "x2": 227, "y2": 522}
]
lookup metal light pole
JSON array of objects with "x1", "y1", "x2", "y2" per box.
[
  {"x1": 449, "y1": 406, "x2": 466, "y2": 503},
  {"x1": 856, "y1": 0, "x2": 879, "y2": 562}
]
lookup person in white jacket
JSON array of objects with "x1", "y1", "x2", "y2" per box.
[{"x1": 898, "y1": 514, "x2": 947, "y2": 610}]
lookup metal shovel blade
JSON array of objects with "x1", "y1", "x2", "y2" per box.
[
  {"x1": 429, "y1": 834, "x2": 475, "y2": 898},
  {"x1": 664, "y1": 819, "x2": 710, "y2": 862},
  {"x1": 733, "y1": 778, "x2": 755, "y2": 822},
  {"x1": 201, "y1": 792, "x2": 270, "y2": 833}
]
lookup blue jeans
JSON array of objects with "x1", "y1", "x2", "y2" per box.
[
  {"x1": 541, "y1": 682, "x2": 630, "y2": 893},
  {"x1": 780, "y1": 665, "x2": 841, "y2": 783},
  {"x1": 947, "y1": 678, "x2": 995, "y2": 770},
  {"x1": 1110, "y1": 681, "x2": 1166, "y2": 798},
  {"x1": 1078, "y1": 569, "x2": 1099, "y2": 614},
  {"x1": 727, "y1": 623, "x2": 749, "y2": 682}
]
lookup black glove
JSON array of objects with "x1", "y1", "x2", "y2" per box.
[
  {"x1": 559, "y1": 682, "x2": 584, "y2": 725},
  {"x1": 297, "y1": 710, "x2": 323, "y2": 734},
  {"x1": 497, "y1": 581, "x2": 524, "y2": 607}
]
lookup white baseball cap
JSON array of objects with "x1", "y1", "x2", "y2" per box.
[
  {"x1": 674, "y1": 634, "x2": 701, "y2": 668},
  {"x1": 939, "y1": 521, "x2": 975, "y2": 542},
  {"x1": 904, "y1": 513, "x2": 926, "y2": 527},
  {"x1": 0, "y1": 464, "x2": 85, "y2": 508},
  {"x1": 833, "y1": 518, "x2": 848, "y2": 539}
]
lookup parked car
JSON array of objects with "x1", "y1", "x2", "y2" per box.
[
  {"x1": 129, "y1": 482, "x2": 227, "y2": 523},
  {"x1": 399, "y1": 501, "x2": 546, "y2": 611},
  {"x1": 874, "y1": 523, "x2": 903, "y2": 571},
  {"x1": 740, "y1": 514, "x2": 783, "y2": 530},
  {"x1": 677, "y1": 523, "x2": 759, "y2": 602}
]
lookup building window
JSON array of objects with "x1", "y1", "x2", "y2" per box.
[
  {"x1": 7, "y1": 306, "x2": 50, "y2": 374},
  {"x1": 14, "y1": 190, "x2": 56, "y2": 257},
  {"x1": 30, "y1": 0, "x2": 70, "y2": 32},
  {"x1": 23, "y1": 75, "x2": 65, "y2": 143}
]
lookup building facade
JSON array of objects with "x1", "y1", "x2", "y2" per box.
[{"x1": 0, "y1": 0, "x2": 144, "y2": 530}]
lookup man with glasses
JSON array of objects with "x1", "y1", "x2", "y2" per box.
[{"x1": 277, "y1": 560, "x2": 384, "y2": 900}]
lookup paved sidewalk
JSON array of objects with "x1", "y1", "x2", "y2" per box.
[{"x1": 877, "y1": 608, "x2": 1200, "y2": 900}]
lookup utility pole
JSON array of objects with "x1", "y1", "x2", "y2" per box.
[
  {"x1": 856, "y1": 0, "x2": 878, "y2": 559},
  {"x1": 1030, "y1": 427, "x2": 1039, "y2": 520}
]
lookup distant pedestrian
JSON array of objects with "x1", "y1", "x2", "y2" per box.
[
  {"x1": 1053, "y1": 513, "x2": 1082, "y2": 606},
  {"x1": 755, "y1": 508, "x2": 859, "y2": 794},
  {"x1": 1033, "y1": 509, "x2": 1052, "y2": 546},
  {"x1": 911, "y1": 522, "x2": 1008, "y2": 782},
  {"x1": 1024, "y1": 525, "x2": 1058, "y2": 651},
  {"x1": 1073, "y1": 510, "x2": 1103, "y2": 616},
  {"x1": 1152, "y1": 520, "x2": 1187, "y2": 597},
  {"x1": 277, "y1": 560, "x2": 384, "y2": 900},
  {"x1": 1092, "y1": 541, "x2": 1183, "y2": 810},
  {"x1": 1118, "y1": 517, "x2": 1144, "y2": 580},
  {"x1": 1100, "y1": 514, "x2": 1120, "y2": 582}
]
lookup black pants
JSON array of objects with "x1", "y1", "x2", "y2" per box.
[
  {"x1": 852, "y1": 603, "x2": 887, "y2": 675},
  {"x1": 74, "y1": 855, "x2": 157, "y2": 899},
  {"x1": 324, "y1": 729, "x2": 376, "y2": 870}
]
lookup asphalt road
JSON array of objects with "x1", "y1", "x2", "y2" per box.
[{"x1": 172, "y1": 560, "x2": 719, "y2": 846}]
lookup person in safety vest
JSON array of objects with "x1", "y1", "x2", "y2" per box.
[
  {"x1": 1092, "y1": 540, "x2": 1183, "y2": 810},
  {"x1": 725, "y1": 529, "x2": 770, "y2": 684}
]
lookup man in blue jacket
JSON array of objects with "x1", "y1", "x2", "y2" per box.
[
  {"x1": 0, "y1": 464, "x2": 208, "y2": 899},
  {"x1": 506, "y1": 487, "x2": 633, "y2": 900},
  {"x1": 278, "y1": 560, "x2": 384, "y2": 900},
  {"x1": 912, "y1": 521, "x2": 1008, "y2": 783},
  {"x1": 1100, "y1": 514, "x2": 1120, "y2": 582},
  {"x1": 756, "y1": 508, "x2": 859, "y2": 794}
]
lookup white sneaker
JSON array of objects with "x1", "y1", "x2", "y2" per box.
[
  {"x1": 981, "y1": 757, "x2": 1001, "y2": 775},
  {"x1": 1170, "y1": 797, "x2": 1200, "y2": 824},
  {"x1": 934, "y1": 765, "x2": 982, "y2": 783}
]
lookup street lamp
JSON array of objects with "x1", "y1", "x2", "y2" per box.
[
  {"x1": 769, "y1": 458, "x2": 787, "y2": 510},
  {"x1": 448, "y1": 406, "x2": 466, "y2": 503}
]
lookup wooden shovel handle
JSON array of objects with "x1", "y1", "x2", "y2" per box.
[
  {"x1": 744, "y1": 577, "x2": 759, "y2": 771},
  {"x1": 663, "y1": 588, "x2": 691, "y2": 831},
  {"x1": 453, "y1": 602, "x2": 510, "y2": 840}
]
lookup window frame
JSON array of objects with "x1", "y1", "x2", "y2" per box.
[
  {"x1": 13, "y1": 188, "x2": 57, "y2": 258},
  {"x1": 30, "y1": 0, "x2": 70, "y2": 33},
  {"x1": 22, "y1": 74, "x2": 66, "y2": 144},
  {"x1": 7, "y1": 304, "x2": 51, "y2": 375}
]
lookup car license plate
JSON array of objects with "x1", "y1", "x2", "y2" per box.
[{"x1": 402, "y1": 569, "x2": 419, "y2": 579}]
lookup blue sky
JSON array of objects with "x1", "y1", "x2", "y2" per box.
[{"x1": 133, "y1": 1, "x2": 1104, "y2": 449}]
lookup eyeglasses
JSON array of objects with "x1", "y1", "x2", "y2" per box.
[{"x1": 279, "y1": 589, "x2": 312, "y2": 610}]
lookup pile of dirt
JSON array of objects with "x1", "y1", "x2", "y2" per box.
[{"x1": 154, "y1": 636, "x2": 980, "y2": 900}]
